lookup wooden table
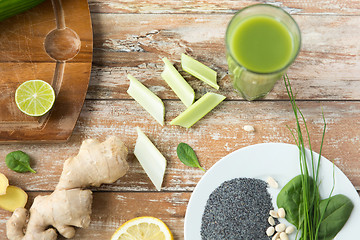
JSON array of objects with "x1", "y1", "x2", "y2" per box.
[{"x1": 1, "y1": 0, "x2": 360, "y2": 239}]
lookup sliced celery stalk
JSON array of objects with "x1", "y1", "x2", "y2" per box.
[
  {"x1": 170, "y1": 92, "x2": 226, "y2": 128},
  {"x1": 161, "y1": 57, "x2": 195, "y2": 107},
  {"x1": 181, "y1": 54, "x2": 219, "y2": 90},
  {"x1": 134, "y1": 127, "x2": 167, "y2": 191},
  {"x1": 127, "y1": 74, "x2": 164, "y2": 126}
]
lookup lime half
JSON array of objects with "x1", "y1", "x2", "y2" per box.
[{"x1": 15, "y1": 80, "x2": 55, "y2": 117}]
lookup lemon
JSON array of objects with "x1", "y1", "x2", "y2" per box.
[
  {"x1": 111, "y1": 216, "x2": 174, "y2": 240},
  {"x1": 15, "y1": 80, "x2": 55, "y2": 117}
]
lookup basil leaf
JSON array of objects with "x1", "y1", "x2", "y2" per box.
[
  {"x1": 317, "y1": 194, "x2": 354, "y2": 240},
  {"x1": 176, "y1": 143, "x2": 205, "y2": 172},
  {"x1": 276, "y1": 174, "x2": 317, "y2": 228},
  {"x1": 5, "y1": 151, "x2": 36, "y2": 173}
]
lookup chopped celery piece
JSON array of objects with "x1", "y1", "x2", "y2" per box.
[
  {"x1": 127, "y1": 74, "x2": 164, "y2": 126},
  {"x1": 170, "y1": 92, "x2": 226, "y2": 128},
  {"x1": 161, "y1": 57, "x2": 195, "y2": 107},
  {"x1": 134, "y1": 127, "x2": 167, "y2": 191},
  {"x1": 181, "y1": 53, "x2": 219, "y2": 90}
]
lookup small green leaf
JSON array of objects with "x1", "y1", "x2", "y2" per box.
[
  {"x1": 317, "y1": 194, "x2": 354, "y2": 240},
  {"x1": 5, "y1": 151, "x2": 36, "y2": 173},
  {"x1": 177, "y1": 143, "x2": 205, "y2": 172},
  {"x1": 277, "y1": 174, "x2": 317, "y2": 228}
]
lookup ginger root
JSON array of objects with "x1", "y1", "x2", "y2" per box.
[
  {"x1": 6, "y1": 136, "x2": 129, "y2": 240},
  {"x1": 0, "y1": 173, "x2": 28, "y2": 212},
  {"x1": 0, "y1": 186, "x2": 28, "y2": 212},
  {"x1": 0, "y1": 173, "x2": 9, "y2": 195}
]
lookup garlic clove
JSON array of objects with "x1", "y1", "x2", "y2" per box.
[
  {"x1": 267, "y1": 176, "x2": 279, "y2": 189},
  {"x1": 285, "y1": 225, "x2": 295, "y2": 234},
  {"x1": 266, "y1": 226, "x2": 275, "y2": 236},
  {"x1": 270, "y1": 210, "x2": 279, "y2": 218},
  {"x1": 280, "y1": 232, "x2": 289, "y2": 240},
  {"x1": 268, "y1": 216, "x2": 275, "y2": 226},
  {"x1": 275, "y1": 223, "x2": 286, "y2": 232},
  {"x1": 278, "y1": 208, "x2": 286, "y2": 218}
]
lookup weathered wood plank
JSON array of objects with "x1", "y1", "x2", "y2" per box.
[
  {"x1": 0, "y1": 191, "x2": 359, "y2": 240},
  {"x1": 1, "y1": 190, "x2": 359, "y2": 239},
  {"x1": 88, "y1": 0, "x2": 360, "y2": 15},
  {"x1": 0, "y1": 192, "x2": 189, "y2": 240},
  {"x1": 88, "y1": 14, "x2": 360, "y2": 100},
  {"x1": 1, "y1": 100, "x2": 359, "y2": 192}
]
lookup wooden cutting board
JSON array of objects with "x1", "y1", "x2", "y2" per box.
[{"x1": 0, "y1": 0, "x2": 93, "y2": 142}]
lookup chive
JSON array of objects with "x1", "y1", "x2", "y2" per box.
[{"x1": 284, "y1": 74, "x2": 334, "y2": 239}]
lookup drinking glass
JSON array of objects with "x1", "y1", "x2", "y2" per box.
[{"x1": 226, "y1": 4, "x2": 301, "y2": 101}]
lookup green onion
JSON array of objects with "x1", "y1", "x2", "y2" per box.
[{"x1": 0, "y1": 0, "x2": 45, "y2": 22}]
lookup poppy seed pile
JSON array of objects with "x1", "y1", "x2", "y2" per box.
[{"x1": 201, "y1": 178, "x2": 274, "y2": 240}]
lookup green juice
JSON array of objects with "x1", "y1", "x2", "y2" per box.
[
  {"x1": 230, "y1": 16, "x2": 293, "y2": 73},
  {"x1": 226, "y1": 7, "x2": 301, "y2": 101}
]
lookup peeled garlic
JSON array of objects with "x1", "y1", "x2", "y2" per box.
[
  {"x1": 278, "y1": 208, "x2": 286, "y2": 218},
  {"x1": 272, "y1": 232, "x2": 280, "y2": 240},
  {"x1": 266, "y1": 226, "x2": 275, "y2": 236},
  {"x1": 267, "y1": 176, "x2": 279, "y2": 189},
  {"x1": 243, "y1": 125, "x2": 255, "y2": 132},
  {"x1": 285, "y1": 225, "x2": 295, "y2": 234},
  {"x1": 268, "y1": 216, "x2": 275, "y2": 226},
  {"x1": 270, "y1": 210, "x2": 279, "y2": 218},
  {"x1": 275, "y1": 223, "x2": 286, "y2": 232},
  {"x1": 280, "y1": 232, "x2": 289, "y2": 240}
]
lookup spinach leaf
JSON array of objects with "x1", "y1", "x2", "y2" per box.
[
  {"x1": 317, "y1": 194, "x2": 354, "y2": 240},
  {"x1": 276, "y1": 174, "x2": 317, "y2": 228},
  {"x1": 5, "y1": 151, "x2": 36, "y2": 173},
  {"x1": 176, "y1": 143, "x2": 205, "y2": 172}
]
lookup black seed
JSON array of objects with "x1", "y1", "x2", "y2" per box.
[{"x1": 201, "y1": 178, "x2": 274, "y2": 240}]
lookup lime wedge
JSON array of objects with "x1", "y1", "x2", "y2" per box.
[{"x1": 15, "y1": 80, "x2": 55, "y2": 117}]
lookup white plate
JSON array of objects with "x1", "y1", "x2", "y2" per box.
[{"x1": 184, "y1": 143, "x2": 360, "y2": 240}]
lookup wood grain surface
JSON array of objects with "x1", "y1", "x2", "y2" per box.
[
  {"x1": 1, "y1": 0, "x2": 359, "y2": 239},
  {"x1": 88, "y1": 14, "x2": 360, "y2": 100},
  {"x1": 0, "y1": 0, "x2": 92, "y2": 142}
]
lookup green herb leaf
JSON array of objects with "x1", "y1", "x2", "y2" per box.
[
  {"x1": 277, "y1": 174, "x2": 318, "y2": 228},
  {"x1": 5, "y1": 151, "x2": 36, "y2": 173},
  {"x1": 317, "y1": 194, "x2": 354, "y2": 240},
  {"x1": 176, "y1": 143, "x2": 205, "y2": 172}
]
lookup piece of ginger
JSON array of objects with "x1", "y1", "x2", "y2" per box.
[
  {"x1": 0, "y1": 186, "x2": 28, "y2": 212},
  {"x1": 0, "y1": 173, "x2": 9, "y2": 195},
  {"x1": 6, "y1": 136, "x2": 129, "y2": 240}
]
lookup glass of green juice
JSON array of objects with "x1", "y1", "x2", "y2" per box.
[{"x1": 226, "y1": 4, "x2": 301, "y2": 101}]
